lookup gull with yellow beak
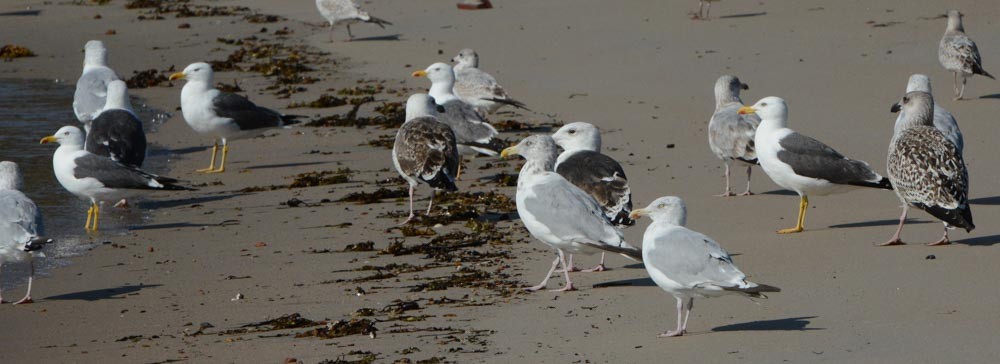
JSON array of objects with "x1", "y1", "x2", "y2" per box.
[
  {"x1": 740, "y1": 97, "x2": 891, "y2": 234},
  {"x1": 412, "y1": 62, "x2": 502, "y2": 164},
  {"x1": 40, "y1": 126, "x2": 189, "y2": 232},
  {"x1": 169, "y1": 62, "x2": 300, "y2": 173}
]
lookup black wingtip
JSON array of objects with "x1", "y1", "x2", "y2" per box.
[
  {"x1": 849, "y1": 177, "x2": 893, "y2": 190},
  {"x1": 724, "y1": 283, "x2": 781, "y2": 298},
  {"x1": 612, "y1": 211, "x2": 636, "y2": 226},
  {"x1": 735, "y1": 157, "x2": 759, "y2": 165},
  {"x1": 367, "y1": 17, "x2": 393, "y2": 28},
  {"x1": 919, "y1": 203, "x2": 975, "y2": 232},
  {"x1": 281, "y1": 114, "x2": 305, "y2": 126},
  {"x1": 484, "y1": 97, "x2": 531, "y2": 111}
]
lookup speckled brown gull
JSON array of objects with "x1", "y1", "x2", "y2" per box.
[{"x1": 938, "y1": 10, "x2": 993, "y2": 100}]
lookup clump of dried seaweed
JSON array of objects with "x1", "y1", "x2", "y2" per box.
[
  {"x1": 240, "y1": 169, "x2": 353, "y2": 192},
  {"x1": 337, "y1": 187, "x2": 408, "y2": 204},
  {"x1": 288, "y1": 94, "x2": 347, "y2": 108},
  {"x1": 125, "y1": 68, "x2": 172, "y2": 88},
  {"x1": 0, "y1": 45, "x2": 36, "y2": 60},
  {"x1": 219, "y1": 313, "x2": 322, "y2": 335},
  {"x1": 295, "y1": 319, "x2": 377, "y2": 339}
]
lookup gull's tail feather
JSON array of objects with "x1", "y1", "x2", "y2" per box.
[
  {"x1": 366, "y1": 17, "x2": 393, "y2": 28},
  {"x1": 484, "y1": 97, "x2": 531, "y2": 111},
  {"x1": 724, "y1": 283, "x2": 781, "y2": 298}
]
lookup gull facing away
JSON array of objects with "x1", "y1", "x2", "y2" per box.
[
  {"x1": 708, "y1": 75, "x2": 760, "y2": 196},
  {"x1": 501, "y1": 135, "x2": 641, "y2": 292},
  {"x1": 740, "y1": 97, "x2": 891, "y2": 234},
  {"x1": 630, "y1": 196, "x2": 779, "y2": 337},
  {"x1": 315, "y1": 0, "x2": 392, "y2": 41},
  {"x1": 0, "y1": 162, "x2": 54, "y2": 305},
  {"x1": 451, "y1": 48, "x2": 528, "y2": 115},
  {"x1": 696, "y1": 0, "x2": 721, "y2": 20},
  {"x1": 883, "y1": 91, "x2": 973, "y2": 246},
  {"x1": 170, "y1": 62, "x2": 301, "y2": 173},
  {"x1": 85, "y1": 80, "x2": 146, "y2": 168},
  {"x1": 74, "y1": 40, "x2": 120, "y2": 127},
  {"x1": 392, "y1": 94, "x2": 459, "y2": 224},
  {"x1": 551, "y1": 122, "x2": 634, "y2": 272},
  {"x1": 40, "y1": 126, "x2": 189, "y2": 232},
  {"x1": 939, "y1": 10, "x2": 993, "y2": 100},
  {"x1": 901, "y1": 74, "x2": 963, "y2": 153}
]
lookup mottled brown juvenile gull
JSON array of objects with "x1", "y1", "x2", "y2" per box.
[
  {"x1": 741, "y1": 97, "x2": 891, "y2": 234},
  {"x1": 901, "y1": 74, "x2": 963, "y2": 153},
  {"x1": 882, "y1": 91, "x2": 973, "y2": 246},
  {"x1": 412, "y1": 62, "x2": 503, "y2": 161},
  {"x1": 451, "y1": 48, "x2": 528, "y2": 115},
  {"x1": 708, "y1": 75, "x2": 760, "y2": 196},
  {"x1": 0, "y1": 162, "x2": 53, "y2": 305},
  {"x1": 392, "y1": 94, "x2": 459, "y2": 224},
  {"x1": 501, "y1": 135, "x2": 641, "y2": 292},
  {"x1": 86, "y1": 80, "x2": 146, "y2": 168},
  {"x1": 315, "y1": 0, "x2": 392, "y2": 41},
  {"x1": 630, "y1": 196, "x2": 779, "y2": 337},
  {"x1": 74, "y1": 40, "x2": 120, "y2": 127},
  {"x1": 939, "y1": 10, "x2": 993, "y2": 100}
]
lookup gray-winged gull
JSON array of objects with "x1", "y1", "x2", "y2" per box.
[
  {"x1": 74, "y1": 40, "x2": 120, "y2": 127},
  {"x1": 501, "y1": 135, "x2": 641, "y2": 292},
  {"x1": 393, "y1": 94, "x2": 459, "y2": 224},
  {"x1": 85, "y1": 80, "x2": 146, "y2": 168},
  {"x1": 708, "y1": 75, "x2": 760, "y2": 197},
  {"x1": 630, "y1": 196, "x2": 779, "y2": 337},
  {"x1": 883, "y1": 91, "x2": 973, "y2": 246},
  {"x1": 740, "y1": 97, "x2": 891, "y2": 234},
  {"x1": 0, "y1": 162, "x2": 53, "y2": 305},
  {"x1": 315, "y1": 0, "x2": 392, "y2": 41},
  {"x1": 902, "y1": 74, "x2": 963, "y2": 153},
  {"x1": 451, "y1": 48, "x2": 528, "y2": 115},
  {"x1": 939, "y1": 10, "x2": 993, "y2": 100},
  {"x1": 40, "y1": 126, "x2": 188, "y2": 232},
  {"x1": 170, "y1": 62, "x2": 301, "y2": 173}
]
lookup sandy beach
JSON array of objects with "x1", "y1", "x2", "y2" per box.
[{"x1": 2, "y1": 0, "x2": 1000, "y2": 362}]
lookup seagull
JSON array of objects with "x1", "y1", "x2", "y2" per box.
[
  {"x1": 315, "y1": 0, "x2": 392, "y2": 41},
  {"x1": 551, "y1": 122, "x2": 633, "y2": 272},
  {"x1": 451, "y1": 48, "x2": 528, "y2": 115},
  {"x1": 393, "y1": 94, "x2": 459, "y2": 224},
  {"x1": 0, "y1": 162, "x2": 53, "y2": 305},
  {"x1": 708, "y1": 75, "x2": 760, "y2": 197},
  {"x1": 86, "y1": 80, "x2": 146, "y2": 168},
  {"x1": 901, "y1": 74, "x2": 963, "y2": 153},
  {"x1": 501, "y1": 135, "x2": 641, "y2": 292},
  {"x1": 939, "y1": 10, "x2": 993, "y2": 100},
  {"x1": 169, "y1": 62, "x2": 301, "y2": 173},
  {"x1": 740, "y1": 97, "x2": 892, "y2": 234},
  {"x1": 40, "y1": 126, "x2": 189, "y2": 232},
  {"x1": 74, "y1": 40, "x2": 120, "y2": 128},
  {"x1": 697, "y1": 0, "x2": 721, "y2": 20},
  {"x1": 883, "y1": 91, "x2": 973, "y2": 246},
  {"x1": 630, "y1": 196, "x2": 780, "y2": 337}
]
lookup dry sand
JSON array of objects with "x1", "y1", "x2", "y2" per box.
[{"x1": 2, "y1": 0, "x2": 1000, "y2": 362}]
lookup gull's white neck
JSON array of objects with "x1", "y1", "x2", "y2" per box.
[
  {"x1": 429, "y1": 80, "x2": 459, "y2": 104},
  {"x1": 946, "y1": 16, "x2": 964, "y2": 33},
  {"x1": 715, "y1": 88, "x2": 742, "y2": 108}
]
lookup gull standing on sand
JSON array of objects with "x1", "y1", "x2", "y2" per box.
[
  {"x1": 900, "y1": 74, "x2": 963, "y2": 153},
  {"x1": 315, "y1": 0, "x2": 392, "y2": 41},
  {"x1": 630, "y1": 196, "x2": 779, "y2": 337},
  {"x1": 451, "y1": 48, "x2": 528, "y2": 115},
  {"x1": 708, "y1": 75, "x2": 760, "y2": 197},
  {"x1": 939, "y1": 10, "x2": 993, "y2": 100},
  {"x1": 393, "y1": 94, "x2": 459, "y2": 224},
  {"x1": 170, "y1": 62, "x2": 301, "y2": 173},
  {"x1": 551, "y1": 122, "x2": 633, "y2": 272},
  {"x1": 74, "y1": 40, "x2": 120, "y2": 127},
  {"x1": 40, "y1": 126, "x2": 188, "y2": 232},
  {"x1": 0, "y1": 162, "x2": 53, "y2": 305},
  {"x1": 696, "y1": 0, "x2": 721, "y2": 20},
  {"x1": 501, "y1": 135, "x2": 641, "y2": 292},
  {"x1": 883, "y1": 91, "x2": 973, "y2": 246},
  {"x1": 740, "y1": 97, "x2": 892, "y2": 234},
  {"x1": 85, "y1": 80, "x2": 146, "y2": 168}
]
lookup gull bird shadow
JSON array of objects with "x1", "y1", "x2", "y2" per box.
[
  {"x1": 760, "y1": 189, "x2": 798, "y2": 196},
  {"x1": 169, "y1": 146, "x2": 210, "y2": 155},
  {"x1": 712, "y1": 316, "x2": 822, "y2": 332},
  {"x1": 978, "y1": 93, "x2": 1000, "y2": 100},
  {"x1": 969, "y1": 196, "x2": 1000, "y2": 205},
  {"x1": 957, "y1": 234, "x2": 1000, "y2": 247},
  {"x1": 129, "y1": 220, "x2": 240, "y2": 231},
  {"x1": 139, "y1": 193, "x2": 246, "y2": 209},
  {"x1": 350, "y1": 34, "x2": 401, "y2": 42},
  {"x1": 718, "y1": 12, "x2": 768, "y2": 19},
  {"x1": 242, "y1": 161, "x2": 333, "y2": 170},
  {"x1": 593, "y1": 277, "x2": 657, "y2": 288},
  {"x1": 46, "y1": 284, "x2": 161, "y2": 301},
  {"x1": 829, "y1": 218, "x2": 931, "y2": 229},
  {"x1": 0, "y1": 10, "x2": 41, "y2": 16}
]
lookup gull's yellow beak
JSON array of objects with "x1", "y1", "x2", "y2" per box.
[
  {"x1": 39, "y1": 135, "x2": 57, "y2": 144},
  {"x1": 411, "y1": 70, "x2": 427, "y2": 78},
  {"x1": 168, "y1": 72, "x2": 186, "y2": 81},
  {"x1": 737, "y1": 106, "x2": 756, "y2": 115},
  {"x1": 499, "y1": 146, "x2": 517, "y2": 159},
  {"x1": 628, "y1": 208, "x2": 648, "y2": 220}
]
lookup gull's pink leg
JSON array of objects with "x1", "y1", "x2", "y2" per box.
[
  {"x1": 738, "y1": 165, "x2": 754, "y2": 196},
  {"x1": 556, "y1": 254, "x2": 580, "y2": 273},
  {"x1": 928, "y1": 223, "x2": 952, "y2": 246},
  {"x1": 526, "y1": 256, "x2": 561, "y2": 292},
  {"x1": 680, "y1": 298, "x2": 694, "y2": 334},
  {"x1": 549, "y1": 249, "x2": 576, "y2": 292},
  {"x1": 401, "y1": 185, "x2": 416, "y2": 225},
  {"x1": 715, "y1": 162, "x2": 734, "y2": 197},
  {"x1": 13, "y1": 259, "x2": 34, "y2": 305},
  {"x1": 580, "y1": 253, "x2": 606, "y2": 272},
  {"x1": 879, "y1": 206, "x2": 908, "y2": 246},
  {"x1": 425, "y1": 190, "x2": 436, "y2": 214},
  {"x1": 659, "y1": 297, "x2": 686, "y2": 337}
]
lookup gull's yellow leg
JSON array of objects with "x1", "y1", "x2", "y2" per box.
[
  {"x1": 196, "y1": 142, "x2": 219, "y2": 173},
  {"x1": 84, "y1": 204, "x2": 94, "y2": 231},
  {"x1": 778, "y1": 195, "x2": 807, "y2": 234},
  {"x1": 91, "y1": 203, "x2": 101, "y2": 231},
  {"x1": 206, "y1": 144, "x2": 228, "y2": 174}
]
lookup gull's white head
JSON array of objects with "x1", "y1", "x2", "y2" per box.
[
  {"x1": 714, "y1": 75, "x2": 749, "y2": 105},
  {"x1": 739, "y1": 96, "x2": 787, "y2": 127},
  {"x1": 169, "y1": 62, "x2": 214, "y2": 84},
  {"x1": 0, "y1": 161, "x2": 23, "y2": 191},
  {"x1": 946, "y1": 10, "x2": 964, "y2": 31},
  {"x1": 452, "y1": 48, "x2": 479, "y2": 68},
  {"x1": 551, "y1": 122, "x2": 601, "y2": 153},
  {"x1": 891, "y1": 91, "x2": 935, "y2": 130},
  {"x1": 412, "y1": 62, "x2": 457, "y2": 102},
  {"x1": 405, "y1": 93, "x2": 445, "y2": 121},
  {"x1": 629, "y1": 196, "x2": 687, "y2": 226},
  {"x1": 905, "y1": 74, "x2": 932, "y2": 93},
  {"x1": 83, "y1": 40, "x2": 108, "y2": 68},
  {"x1": 40, "y1": 126, "x2": 86, "y2": 148},
  {"x1": 500, "y1": 135, "x2": 558, "y2": 166},
  {"x1": 103, "y1": 80, "x2": 134, "y2": 112}
]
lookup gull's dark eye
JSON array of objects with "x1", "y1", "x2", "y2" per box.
[
  {"x1": 903, "y1": 97, "x2": 909, "y2": 104},
  {"x1": 525, "y1": 141, "x2": 533, "y2": 146},
  {"x1": 657, "y1": 203, "x2": 665, "y2": 209},
  {"x1": 760, "y1": 102, "x2": 768, "y2": 107},
  {"x1": 568, "y1": 129, "x2": 576, "y2": 134}
]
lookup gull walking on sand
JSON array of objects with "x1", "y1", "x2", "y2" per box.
[
  {"x1": 939, "y1": 10, "x2": 993, "y2": 100},
  {"x1": 0, "y1": 162, "x2": 54, "y2": 305},
  {"x1": 883, "y1": 91, "x2": 973, "y2": 246},
  {"x1": 170, "y1": 63, "x2": 301, "y2": 173},
  {"x1": 741, "y1": 97, "x2": 891, "y2": 234},
  {"x1": 501, "y1": 135, "x2": 641, "y2": 292},
  {"x1": 451, "y1": 48, "x2": 528, "y2": 115},
  {"x1": 900, "y1": 74, "x2": 963, "y2": 153},
  {"x1": 708, "y1": 75, "x2": 760, "y2": 197},
  {"x1": 392, "y1": 94, "x2": 459, "y2": 224},
  {"x1": 316, "y1": 0, "x2": 392, "y2": 41},
  {"x1": 74, "y1": 40, "x2": 120, "y2": 128},
  {"x1": 630, "y1": 196, "x2": 779, "y2": 337}
]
